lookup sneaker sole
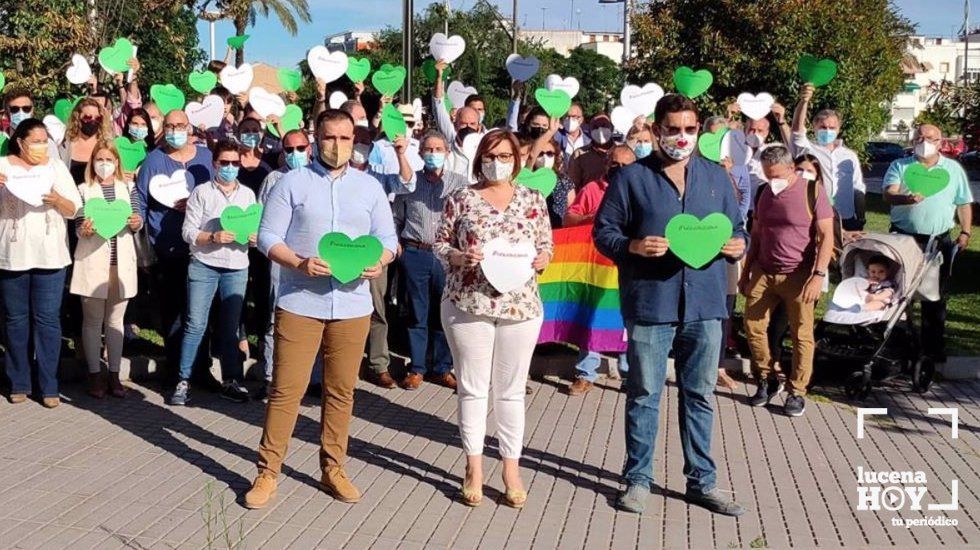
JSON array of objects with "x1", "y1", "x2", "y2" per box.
[
  {"x1": 244, "y1": 490, "x2": 277, "y2": 510},
  {"x1": 220, "y1": 394, "x2": 250, "y2": 403},
  {"x1": 322, "y1": 484, "x2": 361, "y2": 503},
  {"x1": 786, "y1": 408, "x2": 805, "y2": 417}
]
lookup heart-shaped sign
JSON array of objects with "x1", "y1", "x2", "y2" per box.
[
  {"x1": 380, "y1": 103, "x2": 408, "y2": 141},
  {"x1": 461, "y1": 132, "x2": 482, "y2": 163},
  {"x1": 831, "y1": 276, "x2": 870, "y2": 311},
  {"x1": 798, "y1": 55, "x2": 838, "y2": 87},
  {"x1": 421, "y1": 58, "x2": 452, "y2": 83},
  {"x1": 0, "y1": 71, "x2": 4, "y2": 90},
  {"x1": 506, "y1": 54, "x2": 540, "y2": 82},
  {"x1": 673, "y1": 67, "x2": 713, "y2": 99},
  {"x1": 372, "y1": 64, "x2": 407, "y2": 97},
  {"x1": 227, "y1": 35, "x2": 250, "y2": 50},
  {"x1": 84, "y1": 198, "x2": 131, "y2": 240},
  {"x1": 698, "y1": 128, "x2": 728, "y2": 163},
  {"x1": 42, "y1": 115, "x2": 66, "y2": 145},
  {"x1": 220, "y1": 204, "x2": 263, "y2": 245},
  {"x1": 0, "y1": 135, "x2": 7, "y2": 156},
  {"x1": 480, "y1": 238, "x2": 536, "y2": 293},
  {"x1": 429, "y1": 33, "x2": 466, "y2": 64},
  {"x1": 721, "y1": 129, "x2": 750, "y2": 166},
  {"x1": 903, "y1": 164, "x2": 950, "y2": 198},
  {"x1": 412, "y1": 98, "x2": 423, "y2": 126},
  {"x1": 611, "y1": 106, "x2": 640, "y2": 135},
  {"x1": 219, "y1": 63, "x2": 254, "y2": 95},
  {"x1": 150, "y1": 84, "x2": 186, "y2": 115},
  {"x1": 307, "y1": 46, "x2": 348, "y2": 83},
  {"x1": 736, "y1": 92, "x2": 775, "y2": 121},
  {"x1": 665, "y1": 212, "x2": 733, "y2": 269},
  {"x1": 277, "y1": 68, "x2": 302, "y2": 92},
  {"x1": 115, "y1": 137, "x2": 147, "y2": 172},
  {"x1": 346, "y1": 57, "x2": 371, "y2": 83},
  {"x1": 188, "y1": 71, "x2": 218, "y2": 94},
  {"x1": 621, "y1": 83, "x2": 664, "y2": 117},
  {"x1": 544, "y1": 74, "x2": 580, "y2": 100},
  {"x1": 329, "y1": 91, "x2": 349, "y2": 110},
  {"x1": 248, "y1": 87, "x2": 286, "y2": 119},
  {"x1": 66, "y1": 54, "x2": 92, "y2": 85},
  {"x1": 318, "y1": 232, "x2": 384, "y2": 284},
  {"x1": 535, "y1": 88, "x2": 572, "y2": 119},
  {"x1": 186, "y1": 95, "x2": 224, "y2": 130},
  {"x1": 447, "y1": 81, "x2": 478, "y2": 109},
  {"x1": 5, "y1": 164, "x2": 54, "y2": 207},
  {"x1": 149, "y1": 170, "x2": 192, "y2": 208},
  {"x1": 98, "y1": 38, "x2": 135, "y2": 73},
  {"x1": 515, "y1": 167, "x2": 557, "y2": 198},
  {"x1": 267, "y1": 104, "x2": 303, "y2": 138},
  {"x1": 53, "y1": 97, "x2": 81, "y2": 124}
]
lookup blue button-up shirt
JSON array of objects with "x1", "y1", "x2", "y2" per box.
[
  {"x1": 258, "y1": 159, "x2": 398, "y2": 320},
  {"x1": 593, "y1": 155, "x2": 747, "y2": 325}
]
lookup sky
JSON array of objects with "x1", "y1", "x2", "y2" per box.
[{"x1": 194, "y1": 0, "x2": 974, "y2": 68}]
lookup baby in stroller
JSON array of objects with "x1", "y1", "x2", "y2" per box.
[{"x1": 863, "y1": 255, "x2": 896, "y2": 312}]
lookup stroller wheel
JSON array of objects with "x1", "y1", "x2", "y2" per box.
[
  {"x1": 911, "y1": 357, "x2": 936, "y2": 393},
  {"x1": 845, "y1": 372, "x2": 871, "y2": 400}
]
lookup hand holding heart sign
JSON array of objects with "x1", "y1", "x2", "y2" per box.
[
  {"x1": 380, "y1": 103, "x2": 408, "y2": 141},
  {"x1": 797, "y1": 55, "x2": 838, "y2": 87},
  {"x1": 697, "y1": 128, "x2": 728, "y2": 163},
  {"x1": 515, "y1": 168, "x2": 557, "y2": 198},
  {"x1": 903, "y1": 164, "x2": 950, "y2": 198},
  {"x1": 220, "y1": 204, "x2": 263, "y2": 245},
  {"x1": 318, "y1": 232, "x2": 384, "y2": 284},
  {"x1": 84, "y1": 198, "x2": 131, "y2": 239},
  {"x1": 480, "y1": 239, "x2": 537, "y2": 294},
  {"x1": 665, "y1": 213, "x2": 734, "y2": 269}
]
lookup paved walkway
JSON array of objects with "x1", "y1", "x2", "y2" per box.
[{"x1": 1, "y1": 373, "x2": 979, "y2": 549}]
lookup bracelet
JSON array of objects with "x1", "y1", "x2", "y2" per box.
[
  {"x1": 960, "y1": 231, "x2": 971, "y2": 238},
  {"x1": 813, "y1": 270, "x2": 827, "y2": 278}
]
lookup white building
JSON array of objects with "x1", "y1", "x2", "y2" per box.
[
  {"x1": 518, "y1": 29, "x2": 624, "y2": 63},
  {"x1": 325, "y1": 31, "x2": 378, "y2": 53}
]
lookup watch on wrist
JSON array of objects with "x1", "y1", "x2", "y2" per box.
[
  {"x1": 813, "y1": 270, "x2": 827, "y2": 278},
  {"x1": 209, "y1": 232, "x2": 216, "y2": 244}
]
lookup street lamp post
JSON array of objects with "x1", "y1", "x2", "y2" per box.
[
  {"x1": 403, "y1": 0, "x2": 414, "y2": 103},
  {"x1": 598, "y1": 0, "x2": 632, "y2": 66}
]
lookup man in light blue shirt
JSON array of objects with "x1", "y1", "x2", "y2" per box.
[{"x1": 246, "y1": 110, "x2": 397, "y2": 510}]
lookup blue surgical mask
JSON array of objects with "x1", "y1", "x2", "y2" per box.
[
  {"x1": 217, "y1": 165, "x2": 239, "y2": 183},
  {"x1": 423, "y1": 153, "x2": 446, "y2": 171},
  {"x1": 129, "y1": 125, "x2": 149, "y2": 140},
  {"x1": 286, "y1": 151, "x2": 307, "y2": 170},
  {"x1": 815, "y1": 129, "x2": 838, "y2": 146},
  {"x1": 240, "y1": 132, "x2": 261, "y2": 149},
  {"x1": 633, "y1": 142, "x2": 653, "y2": 159},
  {"x1": 165, "y1": 131, "x2": 188, "y2": 148},
  {"x1": 9, "y1": 111, "x2": 29, "y2": 129}
]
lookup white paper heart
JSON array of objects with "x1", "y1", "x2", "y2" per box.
[
  {"x1": 610, "y1": 106, "x2": 640, "y2": 136},
  {"x1": 832, "y1": 277, "x2": 869, "y2": 311},
  {"x1": 328, "y1": 91, "x2": 348, "y2": 110},
  {"x1": 721, "y1": 129, "x2": 750, "y2": 166},
  {"x1": 544, "y1": 74, "x2": 580, "y2": 100},
  {"x1": 506, "y1": 54, "x2": 540, "y2": 82},
  {"x1": 461, "y1": 132, "x2": 483, "y2": 162},
  {"x1": 219, "y1": 64, "x2": 254, "y2": 95},
  {"x1": 307, "y1": 46, "x2": 348, "y2": 83},
  {"x1": 248, "y1": 87, "x2": 286, "y2": 119},
  {"x1": 42, "y1": 115, "x2": 67, "y2": 145},
  {"x1": 447, "y1": 81, "x2": 478, "y2": 110},
  {"x1": 186, "y1": 95, "x2": 224, "y2": 130},
  {"x1": 737, "y1": 92, "x2": 775, "y2": 121},
  {"x1": 480, "y1": 239, "x2": 537, "y2": 294},
  {"x1": 412, "y1": 98, "x2": 423, "y2": 128},
  {"x1": 620, "y1": 83, "x2": 664, "y2": 117},
  {"x1": 429, "y1": 33, "x2": 466, "y2": 64},
  {"x1": 149, "y1": 170, "x2": 192, "y2": 208},
  {"x1": 5, "y1": 164, "x2": 54, "y2": 207},
  {"x1": 65, "y1": 54, "x2": 92, "y2": 85}
]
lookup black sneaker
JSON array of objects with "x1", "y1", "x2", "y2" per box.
[
  {"x1": 253, "y1": 382, "x2": 270, "y2": 404},
  {"x1": 748, "y1": 378, "x2": 783, "y2": 407},
  {"x1": 784, "y1": 394, "x2": 806, "y2": 417},
  {"x1": 220, "y1": 380, "x2": 250, "y2": 403},
  {"x1": 685, "y1": 489, "x2": 747, "y2": 517}
]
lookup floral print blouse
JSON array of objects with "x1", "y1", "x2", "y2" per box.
[{"x1": 434, "y1": 184, "x2": 553, "y2": 321}]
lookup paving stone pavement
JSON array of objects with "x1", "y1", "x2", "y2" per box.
[{"x1": 1, "y1": 374, "x2": 979, "y2": 549}]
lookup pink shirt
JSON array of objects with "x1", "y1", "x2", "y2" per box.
[
  {"x1": 566, "y1": 178, "x2": 609, "y2": 220},
  {"x1": 753, "y1": 176, "x2": 833, "y2": 275}
]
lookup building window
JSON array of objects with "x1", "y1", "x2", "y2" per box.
[{"x1": 940, "y1": 62, "x2": 950, "y2": 73}]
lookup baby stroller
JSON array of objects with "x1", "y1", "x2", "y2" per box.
[{"x1": 813, "y1": 233, "x2": 944, "y2": 399}]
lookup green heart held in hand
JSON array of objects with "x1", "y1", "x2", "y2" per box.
[
  {"x1": 664, "y1": 212, "x2": 734, "y2": 269},
  {"x1": 421, "y1": 59, "x2": 452, "y2": 83},
  {"x1": 672, "y1": 67, "x2": 713, "y2": 99},
  {"x1": 277, "y1": 68, "x2": 302, "y2": 92},
  {"x1": 150, "y1": 84, "x2": 185, "y2": 115},
  {"x1": 267, "y1": 104, "x2": 303, "y2": 138},
  {"x1": 220, "y1": 204, "x2": 263, "y2": 245},
  {"x1": 903, "y1": 164, "x2": 950, "y2": 198},
  {"x1": 99, "y1": 38, "x2": 135, "y2": 73},
  {"x1": 85, "y1": 198, "x2": 131, "y2": 240},
  {"x1": 318, "y1": 233, "x2": 384, "y2": 284},
  {"x1": 697, "y1": 128, "x2": 728, "y2": 163},
  {"x1": 227, "y1": 35, "x2": 250, "y2": 50},
  {"x1": 797, "y1": 55, "x2": 838, "y2": 87},
  {"x1": 188, "y1": 71, "x2": 218, "y2": 94},
  {"x1": 515, "y1": 167, "x2": 557, "y2": 198},
  {"x1": 371, "y1": 65, "x2": 407, "y2": 97},
  {"x1": 346, "y1": 58, "x2": 371, "y2": 83},
  {"x1": 380, "y1": 103, "x2": 408, "y2": 141},
  {"x1": 534, "y1": 88, "x2": 571, "y2": 119},
  {"x1": 114, "y1": 137, "x2": 147, "y2": 172}
]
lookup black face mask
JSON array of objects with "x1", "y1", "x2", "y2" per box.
[
  {"x1": 528, "y1": 126, "x2": 547, "y2": 139},
  {"x1": 456, "y1": 126, "x2": 477, "y2": 146},
  {"x1": 80, "y1": 119, "x2": 101, "y2": 137}
]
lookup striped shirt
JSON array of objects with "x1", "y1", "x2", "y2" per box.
[
  {"x1": 392, "y1": 169, "x2": 469, "y2": 245},
  {"x1": 79, "y1": 184, "x2": 142, "y2": 265}
]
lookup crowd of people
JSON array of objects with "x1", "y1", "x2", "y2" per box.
[{"x1": 0, "y1": 48, "x2": 973, "y2": 516}]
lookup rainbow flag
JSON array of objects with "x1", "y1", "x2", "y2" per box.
[{"x1": 537, "y1": 224, "x2": 626, "y2": 353}]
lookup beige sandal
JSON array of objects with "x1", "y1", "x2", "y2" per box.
[
  {"x1": 461, "y1": 483, "x2": 483, "y2": 507},
  {"x1": 503, "y1": 488, "x2": 527, "y2": 509}
]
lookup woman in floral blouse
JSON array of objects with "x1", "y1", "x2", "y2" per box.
[{"x1": 434, "y1": 130, "x2": 553, "y2": 509}]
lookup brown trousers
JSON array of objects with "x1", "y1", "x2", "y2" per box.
[{"x1": 257, "y1": 309, "x2": 371, "y2": 475}]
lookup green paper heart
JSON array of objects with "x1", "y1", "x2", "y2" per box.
[
  {"x1": 84, "y1": 197, "x2": 131, "y2": 240},
  {"x1": 318, "y1": 232, "x2": 384, "y2": 284},
  {"x1": 0, "y1": 70, "x2": 5, "y2": 90},
  {"x1": 903, "y1": 164, "x2": 950, "y2": 198},
  {"x1": 697, "y1": 128, "x2": 728, "y2": 163},
  {"x1": 54, "y1": 97, "x2": 82, "y2": 124},
  {"x1": 371, "y1": 65, "x2": 407, "y2": 97},
  {"x1": 227, "y1": 35, "x2": 250, "y2": 50},
  {"x1": 797, "y1": 54, "x2": 838, "y2": 87},
  {"x1": 346, "y1": 58, "x2": 371, "y2": 83},
  {"x1": 220, "y1": 204, "x2": 263, "y2": 245},
  {"x1": 515, "y1": 167, "x2": 557, "y2": 198},
  {"x1": 114, "y1": 137, "x2": 147, "y2": 172},
  {"x1": 188, "y1": 71, "x2": 218, "y2": 94},
  {"x1": 0, "y1": 134, "x2": 8, "y2": 156},
  {"x1": 421, "y1": 58, "x2": 452, "y2": 83},
  {"x1": 672, "y1": 66, "x2": 713, "y2": 99},
  {"x1": 267, "y1": 104, "x2": 303, "y2": 138},
  {"x1": 150, "y1": 84, "x2": 185, "y2": 115},
  {"x1": 381, "y1": 103, "x2": 407, "y2": 141},
  {"x1": 444, "y1": 95, "x2": 452, "y2": 113},
  {"x1": 98, "y1": 38, "x2": 135, "y2": 73},
  {"x1": 665, "y1": 212, "x2": 733, "y2": 269},
  {"x1": 277, "y1": 68, "x2": 302, "y2": 92},
  {"x1": 534, "y1": 88, "x2": 572, "y2": 119}
]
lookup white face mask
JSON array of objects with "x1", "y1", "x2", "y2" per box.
[
  {"x1": 914, "y1": 140, "x2": 937, "y2": 159},
  {"x1": 351, "y1": 143, "x2": 371, "y2": 165},
  {"x1": 797, "y1": 169, "x2": 817, "y2": 181},
  {"x1": 590, "y1": 127, "x2": 612, "y2": 145},
  {"x1": 563, "y1": 117, "x2": 581, "y2": 133},
  {"x1": 745, "y1": 132, "x2": 763, "y2": 149},
  {"x1": 94, "y1": 160, "x2": 116, "y2": 180},
  {"x1": 354, "y1": 118, "x2": 370, "y2": 128},
  {"x1": 150, "y1": 118, "x2": 162, "y2": 134},
  {"x1": 659, "y1": 131, "x2": 698, "y2": 161},
  {"x1": 770, "y1": 178, "x2": 790, "y2": 195},
  {"x1": 535, "y1": 155, "x2": 555, "y2": 169},
  {"x1": 481, "y1": 159, "x2": 513, "y2": 182}
]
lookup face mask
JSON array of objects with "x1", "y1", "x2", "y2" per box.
[
  {"x1": 745, "y1": 132, "x2": 763, "y2": 149},
  {"x1": 351, "y1": 143, "x2": 372, "y2": 166},
  {"x1": 94, "y1": 161, "x2": 116, "y2": 180},
  {"x1": 129, "y1": 125, "x2": 149, "y2": 140},
  {"x1": 423, "y1": 152, "x2": 446, "y2": 171},
  {"x1": 815, "y1": 129, "x2": 838, "y2": 146},
  {"x1": 535, "y1": 155, "x2": 556, "y2": 169},
  {"x1": 659, "y1": 132, "x2": 697, "y2": 161},
  {"x1": 591, "y1": 127, "x2": 612, "y2": 146},
  {"x1": 239, "y1": 132, "x2": 261, "y2": 149},
  {"x1": 165, "y1": 131, "x2": 188, "y2": 149},
  {"x1": 319, "y1": 140, "x2": 352, "y2": 168},
  {"x1": 563, "y1": 117, "x2": 581, "y2": 133},
  {"x1": 217, "y1": 165, "x2": 239, "y2": 183},
  {"x1": 9, "y1": 111, "x2": 29, "y2": 129},
  {"x1": 80, "y1": 119, "x2": 101, "y2": 137},
  {"x1": 913, "y1": 140, "x2": 937, "y2": 159},
  {"x1": 797, "y1": 169, "x2": 817, "y2": 182},
  {"x1": 354, "y1": 118, "x2": 370, "y2": 128},
  {"x1": 481, "y1": 159, "x2": 513, "y2": 181},
  {"x1": 528, "y1": 126, "x2": 547, "y2": 140},
  {"x1": 633, "y1": 142, "x2": 653, "y2": 159},
  {"x1": 478, "y1": 112, "x2": 485, "y2": 125},
  {"x1": 769, "y1": 178, "x2": 790, "y2": 195},
  {"x1": 286, "y1": 151, "x2": 307, "y2": 170},
  {"x1": 22, "y1": 142, "x2": 48, "y2": 164},
  {"x1": 150, "y1": 118, "x2": 162, "y2": 134}
]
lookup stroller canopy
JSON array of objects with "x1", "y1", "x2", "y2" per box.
[{"x1": 839, "y1": 233, "x2": 925, "y2": 297}]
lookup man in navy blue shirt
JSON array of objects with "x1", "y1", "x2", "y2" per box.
[{"x1": 594, "y1": 94, "x2": 748, "y2": 516}]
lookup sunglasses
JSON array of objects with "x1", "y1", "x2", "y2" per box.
[
  {"x1": 537, "y1": 151, "x2": 556, "y2": 158},
  {"x1": 7, "y1": 105, "x2": 32, "y2": 114},
  {"x1": 284, "y1": 145, "x2": 308, "y2": 154},
  {"x1": 217, "y1": 160, "x2": 241, "y2": 167}
]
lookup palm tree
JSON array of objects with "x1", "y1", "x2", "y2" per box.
[{"x1": 196, "y1": 0, "x2": 312, "y2": 66}]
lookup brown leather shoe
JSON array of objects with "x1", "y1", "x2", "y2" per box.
[
  {"x1": 425, "y1": 372, "x2": 458, "y2": 390},
  {"x1": 370, "y1": 371, "x2": 397, "y2": 389},
  {"x1": 245, "y1": 473, "x2": 278, "y2": 509},
  {"x1": 567, "y1": 378, "x2": 594, "y2": 396},
  {"x1": 87, "y1": 373, "x2": 107, "y2": 399},
  {"x1": 107, "y1": 372, "x2": 126, "y2": 398},
  {"x1": 42, "y1": 397, "x2": 60, "y2": 408},
  {"x1": 9, "y1": 393, "x2": 27, "y2": 404},
  {"x1": 400, "y1": 372, "x2": 423, "y2": 390},
  {"x1": 321, "y1": 467, "x2": 361, "y2": 503}
]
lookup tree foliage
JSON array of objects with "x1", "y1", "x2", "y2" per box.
[{"x1": 915, "y1": 80, "x2": 980, "y2": 144}]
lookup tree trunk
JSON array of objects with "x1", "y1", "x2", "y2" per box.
[{"x1": 235, "y1": 17, "x2": 246, "y2": 67}]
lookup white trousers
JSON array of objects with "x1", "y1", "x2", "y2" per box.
[{"x1": 441, "y1": 300, "x2": 543, "y2": 459}]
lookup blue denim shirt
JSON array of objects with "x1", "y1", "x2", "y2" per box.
[
  {"x1": 258, "y1": 159, "x2": 398, "y2": 320},
  {"x1": 593, "y1": 155, "x2": 747, "y2": 325}
]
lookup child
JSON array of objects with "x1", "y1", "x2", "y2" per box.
[{"x1": 864, "y1": 255, "x2": 896, "y2": 312}]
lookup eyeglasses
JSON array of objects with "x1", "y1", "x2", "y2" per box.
[
  {"x1": 483, "y1": 153, "x2": 514, "y2": 163},
  {"x1": 661, "y1": 125, "x2": 699, "y2": 136},
  {"x1": 81, "y1": 116, "x2": 101, "y2": 123},
  {"x1": 537, "y1": 151, "x2": 556, "y2": 158},
  {"x1": 7, "y1": 105, "x2": 33, "y2": 114},
  {"x1": 284, "y1": 145, "x2": 308, "y2": 154},
  {"x1": 217, "y1": 160, "x2": 241, "y2": 167},
  {"x1": 164, "y1": 124, "x2": 190, "y2": 132}
]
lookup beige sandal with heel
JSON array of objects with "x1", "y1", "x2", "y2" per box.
[{"x1": 503, "y1": 488, "x2": 527, "y2": 509}]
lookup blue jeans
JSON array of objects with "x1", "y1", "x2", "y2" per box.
[
  {"x1": 623, "y1": 319, "x2": 721, "y2": 494},
  {"x1": 1, "y1": 268, "x2": 66, "y2": 397},
  {"x1": 402, "y1": 246, "x2": 452, "y2": 375},
  {"x1": 574, "y1": 350, "x2": 629, "y2": 382},
  {"x1": 178, "y1": 259, "x2": 247, "y2": 382}
]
